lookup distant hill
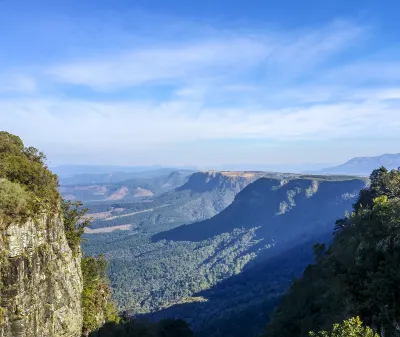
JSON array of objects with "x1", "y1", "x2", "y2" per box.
[
  {"x1": 318, "y1": 153, "x2": 400, "y2": 175},
  {"x1": 84, "y1": 171, "x2": 269, "y2": 230},
  {"x1": 59, "y1": 170, "x2": 193, "y2": 202}
]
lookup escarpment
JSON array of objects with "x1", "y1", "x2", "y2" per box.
[
  {"x1": 0, "y1": 132, "x2": 83, "y2": 337},
  {"x1": 0, "y1": 213, "x2": 83, "y2": 337}
]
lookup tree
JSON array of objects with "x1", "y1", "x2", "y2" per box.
[
  {"x1": 309, "y1": 317, "x2": 380, "y2": 337},
  {"x1": 82, "y1": 255, "x2": 120, "y2": 336},
  {"x1": 62, "y1": 200, "x2": 92, "y2": 254}
]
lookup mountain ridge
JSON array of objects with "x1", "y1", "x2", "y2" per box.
[{"x1": 318, "y1": 153, "x2": 400, "y2": 175}]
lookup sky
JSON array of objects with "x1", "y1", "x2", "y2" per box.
[{"x1": 0, "y1": 0, "x2": 399, "y2": 169}]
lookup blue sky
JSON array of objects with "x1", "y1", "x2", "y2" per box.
[{"x1": 0, "y1": 0, "x2": 399, "y2": 169}]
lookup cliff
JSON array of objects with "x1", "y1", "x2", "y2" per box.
[
  {"x1": 177, "y1": 171, "x2": 268, "y2": 193},
  {"x1": 0, "y1": 213, "x2": 83, "y2": 337}
]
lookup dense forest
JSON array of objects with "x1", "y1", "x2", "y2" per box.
[{"x1": 266, "y1": 167, "x2": 400, "y2": 337}]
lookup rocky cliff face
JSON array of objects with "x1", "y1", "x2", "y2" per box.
[
  {"x1": 0, "y1": 214, "x2": 82, "y2": 337},
  {"x1": 177, "y1": 171, "x2": 268, "y2": 193}
]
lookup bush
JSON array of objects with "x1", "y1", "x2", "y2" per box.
[{"x1": 0, "y1": 179, "x2": 29, "y2": 223}]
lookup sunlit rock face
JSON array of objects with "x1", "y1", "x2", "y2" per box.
[{"x1": 0, "y1": 214, "x2": 82, "y2": 337}]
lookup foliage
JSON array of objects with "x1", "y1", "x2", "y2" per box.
[
  {"x1": 309, "y1": 317, "x2": 380, "y2": 337},
  {"x1": 266, "y1": 167, "x2": 400, "y2": 337},
  {"x1": 89, "y1": 318, "x2": 193, "y2": 337},
  {"x1": 0, "y1": 179, "x2": 29, "y2": 224},
  {"x1": 0, "y1": 131, "x2": 59, "y2": 222},
  {"x1": 82, "y1": 255, "x2": 120, "y2": 336},
  {"x1": 62, "y1": 200, "x2": 92, "y2": 254}
]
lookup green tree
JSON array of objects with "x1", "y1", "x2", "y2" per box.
[
  {"x1": 82, "y1": 255, "x2": 120, "y2": 336},
  {"x1": 309, "y1": 317, "x2": 380, "y2": 337},
  {"x1": 62, "y1": 200, "x2": 92, "y2": 254}
]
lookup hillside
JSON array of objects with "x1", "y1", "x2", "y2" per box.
[
  {"x1": 319, "y1": 153, "x2": 400, "y2": 175},
  {"x1": 83, "y1": 171, "x2": 269, "y2": 232},
  {"x1": 154, "y1": 176, "x2": 366, "y2": 243}
]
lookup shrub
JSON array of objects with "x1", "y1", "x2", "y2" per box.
[{"x1": 0, "y1": 179, "x2": 29, "y2": 221}]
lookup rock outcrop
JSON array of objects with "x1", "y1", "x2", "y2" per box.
[{"x1": 0, "y1": 214, "x2": 82, "y2": 337}]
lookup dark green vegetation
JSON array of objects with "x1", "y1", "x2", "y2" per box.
[
  {"x1": 89, "y1": 318, "x2": 193, "y2": 337},
  {"x1": 62, "y1": 200, "x2": 92, "y2": 254},
  {"x1": 82, "y1": 255, "x2": 120, "y2": 336},
  {"x1": 0, "y1": 131, "x2": 59, "y2": 224},
  {"x1": 82, "y1": 171, "x2": 366, "y2": 337},
  {"x1": 266, "y1": 167, "x2": 400, "y2": 337}
]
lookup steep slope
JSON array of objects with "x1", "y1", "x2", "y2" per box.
[
  {"x1": 319, "y1": 153, "x2": 400, "y2": 175},
  {"x1": 0, "y1": 215, "x2": 83, "y2": 337},
  {"x1": 177, "y1": 171, "x2": 268, "y2": 193}
]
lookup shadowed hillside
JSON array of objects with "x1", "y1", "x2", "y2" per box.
[{"x1": 153, "y1": 177, "x2": 367, "y2": 244}]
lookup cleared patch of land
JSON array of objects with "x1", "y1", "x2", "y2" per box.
[
  {"x1": 83, "y1": 211, "x2": 113, "y2": 220},
  {"x1": 84, "y1": 224, "x2": 134, "y2": 234},
  {"x1": 106, "y1": 186, "x2": 129, "y2": 200},
  {"x1": 134, "y1": 187, "x2": 154, "y2": 197},
  {"x1": 106, "y1": 208, "x2": 154, "y2": 220}
]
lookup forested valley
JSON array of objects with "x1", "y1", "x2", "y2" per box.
[{"x1": 3, "y1": 131, "x2": 400, "y2": 337}]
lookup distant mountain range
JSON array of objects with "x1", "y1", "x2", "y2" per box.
[
  {"x1": 317, "y1": 153, "x2": 400, "y2": 176},
  {"x1": 59, "y1": 170, "x2": 193, "y2": 202}
]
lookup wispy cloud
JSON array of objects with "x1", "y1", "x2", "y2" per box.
[
  {"x1": 46, "y1": 20, "x2": 363, "y2": 91},
  {"x1": 0, "y1": 13, "x2": 399, "y2": 166}
]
